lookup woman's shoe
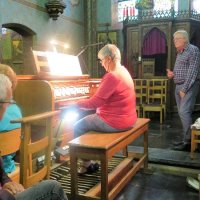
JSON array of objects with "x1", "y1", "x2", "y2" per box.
[{"x1": 78, "y1": 163, "x2": 99, "y2": 175}]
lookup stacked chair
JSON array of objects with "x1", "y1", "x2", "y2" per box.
[
  {"x1": 134, "y1": 79, "x2": 168, "y2": 124},
  {"x1": 142, "y1": 79, "x2": 168, "y2": 124},
  {"x1": 133, "y1": 79, "x2": 148, "y2": 117}
]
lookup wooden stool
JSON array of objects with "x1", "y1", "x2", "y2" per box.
[
  {"x1": 69, "y1": 118, "x2": 150, "y2": 200},
  {"x1": 190, "y1": 129, "x2": 200, "y2": 159}
]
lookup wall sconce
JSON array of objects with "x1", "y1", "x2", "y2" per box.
[{"x1": 45, "y1": 0, "x2": 66, "y2": 20}]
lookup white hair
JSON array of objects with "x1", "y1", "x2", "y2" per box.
[
  {"x1": 98, "y1": 44, "x2": 121, "y2": 62},
  {"x1": 173, "y1": 30, "x2": 189, "y2": 43},
  {"x1": 0, "y1": 74, "x2": 12, "y2": 101}
]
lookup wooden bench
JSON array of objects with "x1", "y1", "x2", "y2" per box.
[
  {"x1": 191, "y1": 129, "x2": 200, "y2": 159},
  {"x1": 69, "y1": 118, "x2": 150, "y2": 200}
]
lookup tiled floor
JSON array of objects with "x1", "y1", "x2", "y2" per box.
[
  {"x1": 115, "y1": 112, "x2": 200, "y2": 200},
  {"x1": 115, "y1": 172, "x2": 198, "y2": 200}
]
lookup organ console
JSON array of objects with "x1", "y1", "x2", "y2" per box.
[
  {"x1": 14, "y1": 50, "x2": 100, "y2": 160},
  {"x1": 12, "y1": 50, "x2": 148, "y2": 198}
]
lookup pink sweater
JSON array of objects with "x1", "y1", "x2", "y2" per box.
[{"x1": 77, "y1": 67, "x2": 137, "y2": 129}]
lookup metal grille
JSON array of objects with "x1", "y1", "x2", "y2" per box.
[{"x1": 50, "y1": 157, "x2": 124, "y2": 195}]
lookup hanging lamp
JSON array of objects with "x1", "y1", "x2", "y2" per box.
[{"x1": 45, "y1": 0, "x2": 66, "y2": 20}]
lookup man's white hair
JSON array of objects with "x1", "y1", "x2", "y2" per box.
[
  {"x1": 0, "y1": 74, "x2": 12, "y2": 101},
  {"x1": 173, "y1": 30, "x2": 189, "y2": 43}
]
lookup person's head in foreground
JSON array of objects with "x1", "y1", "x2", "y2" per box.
[{"x1": 0, "y1": 74, "x2": 12, "y2": 120}]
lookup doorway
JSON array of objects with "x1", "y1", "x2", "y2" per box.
[
  {"x1": 142, "y1": 27, "x2": 167, "y2": 77},
  {"x1": 1, "y1": 23, "x2": 36, "y2": 75}
]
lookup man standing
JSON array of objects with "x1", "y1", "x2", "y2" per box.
[{"x1": 167, "y1": 30, "x2": 200, "y2": 151}]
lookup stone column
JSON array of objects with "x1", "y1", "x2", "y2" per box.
[{"x1": 84, "y1": 0, "x2": 97, "y2": 77}]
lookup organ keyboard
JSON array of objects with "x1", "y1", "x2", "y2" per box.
[{"x1": 14, "y1": 76, "x2": 100, "y2": 116}]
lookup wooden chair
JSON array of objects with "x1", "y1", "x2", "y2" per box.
[
  {"x1": 133, "y1": 79, "x2": 148, "y2": 117},
  {"x1": 0, "y1": 128, "x2": 21, "y2": 183},
  {"x1": 190, "y1": 129, "x2": 200, "y2": 159},
  {"x1": 11, "y1": 111, "x2": 60, "y2": 188},
  {"x1": 142, "y1": 58, "x2": 155, "y2": 78},
  {"x1": 142, "y1": 79, "x2": 167, "y2": 124}
]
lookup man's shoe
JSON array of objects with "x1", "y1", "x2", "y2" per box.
[
  {"x1": 186, "y1": 177, "x2": 199, "y2": 191},
  {"x1": 172, "y1": 143, "x2": 191, "y2": 151},
  {"x1": 172, "y1": 140, "x2": 184, "y2": 146}
]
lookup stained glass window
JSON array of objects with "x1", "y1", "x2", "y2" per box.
[
  {"x1": 154, "y1": 0, "x2": 178, "y2": 11},
  {"x1": 117, "y1": 0, "x2": 178, "y2": 22},
  {"x1": 154, "y1": 0, "x2": 171, "y2": 11},
  {"x1": 118, "y1": 0, "x2": 138, "y2": 22},
  {"x1": 193, "y1": 0, "x2": 200, "y2": 13}
]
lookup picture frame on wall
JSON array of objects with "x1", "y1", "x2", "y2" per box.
[{"x1": 97, "y1": 31, "x2": 118, "y2": 46}]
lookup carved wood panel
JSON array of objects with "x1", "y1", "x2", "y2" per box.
[{"x1": 127, "y1": 27, "x2": 139, "y2": 78}]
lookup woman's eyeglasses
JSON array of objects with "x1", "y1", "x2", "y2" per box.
[
  {"x1": 98, "y1": 58, "x2": 104, "y2": 64},
  {"x1": 98, "y1": 58, "x2": 106, "y2": 64},
  {"x1": 0, "y1": 99, "x2": 16, "y2": 104}
]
